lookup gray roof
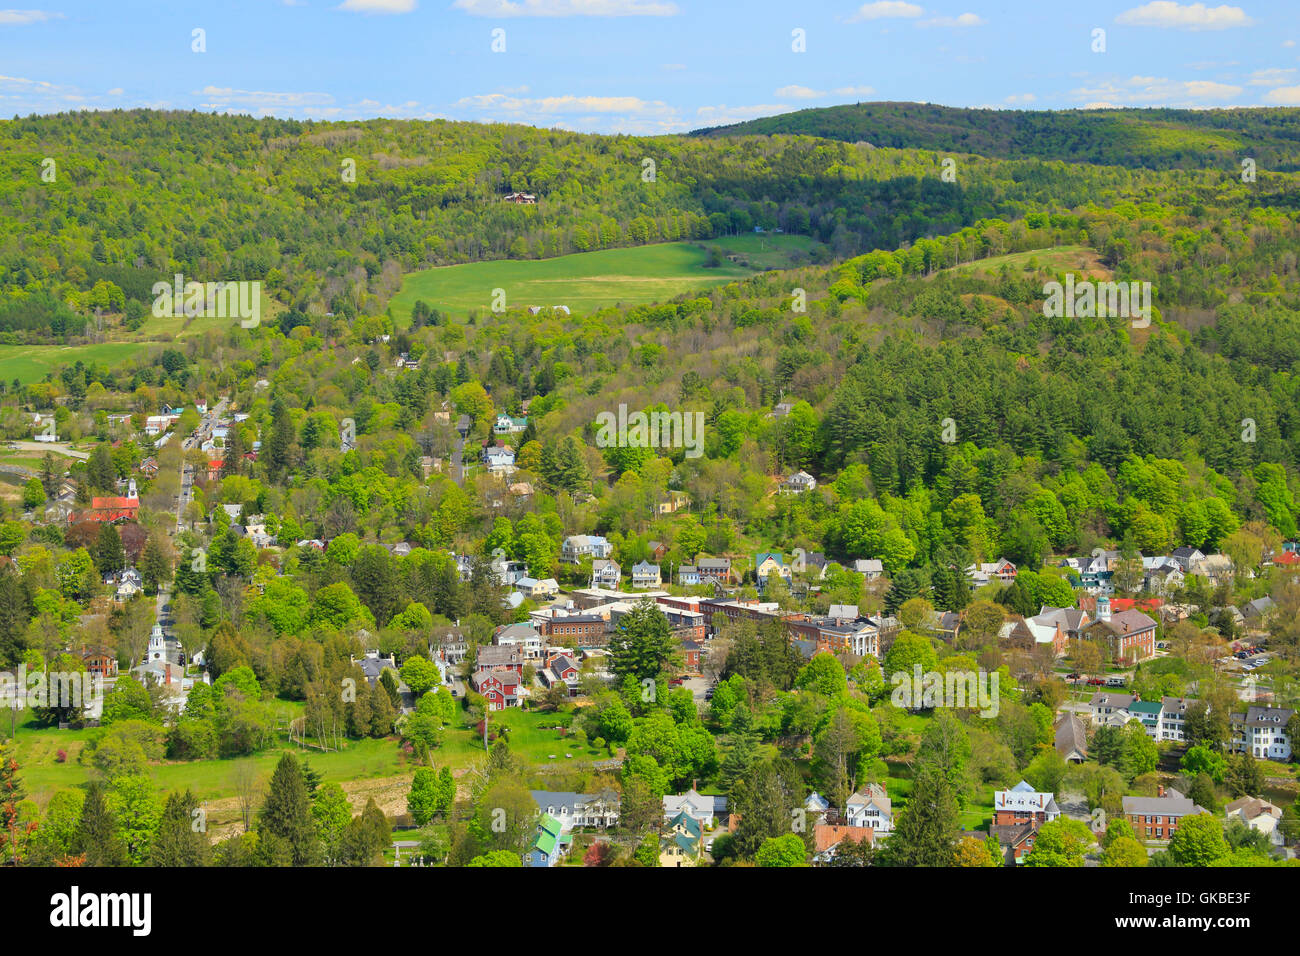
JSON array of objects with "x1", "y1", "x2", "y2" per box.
[
  {"x1": 1231, "y1": 705, "x2": 1295, "y2": 727},
  {"x1": 1054, "y1": 713, "x2": 1088, "y2": 759},
  {"x1": 1122, "y1": 788, "x2": 1207, "y2": 817},
  {"x1": 1088, "y1": 692, "x2": 1137, "y2": 710}
]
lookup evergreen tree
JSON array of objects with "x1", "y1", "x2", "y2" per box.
[
  {"x1": 718, "y1": 731, "x2": 758, "y2": 794},
  {"x1": 87, "y1": 444, "x2": 116, "y2": 493},
  {"x1": 139, "y1": 535, "x2": 172, "y2": 594},
  {"x1": 94, "y1": 522, "x2": 127, "y2": 576},
  {"x1": 221, "y1": 426, "x2": 245, "y2": 479},
  {"x1": 150, "y1": 790, "x2": 210, "y2": 866},
  {"x1": 1226, "y1": 752, "x2": 1263, "y2": 798},
  {"x1": 370, "y1": 685, "x2": 397, "y2": 738},
  {"x1": 609, "y1": 599, "x2": 676, "y2": 682},
  {"x1": 884, "y1": 568, "x2": 930, "y2": 616},
  {"x1": 258, "y1": 753, "x2": 319, "y2": 866},
  {"x1": 882, "y1": 767, "x2": 959, "y2": 867},
  {"x1": 74, "y1": 781, "x2": 128, "y2": 867}
]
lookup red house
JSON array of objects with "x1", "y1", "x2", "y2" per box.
[
  {"x1": 73, "y1": 496, "x2": 140, "y2": 523},
  {"x1": 472, "y1": 670, "x2": 521, "y2": 711},
  {"x1": 81, "y1": 648, "x2": 119, "y2": 679}
]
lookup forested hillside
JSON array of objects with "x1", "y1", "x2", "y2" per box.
[
  {"x1": 11, "y1": 108, "x2": 1297, "y2": 345},
  {"x1": 694, "y1": 102, "x2": 1300, "y2": 172}
]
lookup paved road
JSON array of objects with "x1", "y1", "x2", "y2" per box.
[
  {"x1": 9, "y1": 440, "x2": 90, "y2": 459},
  {"x1": 175, "y1": 396, "x2": 227, "y2": 531}
]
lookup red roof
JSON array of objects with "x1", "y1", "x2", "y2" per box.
[
  {"x1": 90, "y1": 496, "x2": 139, "y2": 510},
  {"x1": 1274, "y1": 551, "x2": 1299, "y2": 566}
]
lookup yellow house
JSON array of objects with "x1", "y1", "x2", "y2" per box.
[{"x1": 658, "y1": 811, "x2": 703, "y2": 867}]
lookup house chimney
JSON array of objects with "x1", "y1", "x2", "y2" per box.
[{"x1": 1157, "y1": 785, "x2": 1165, "y2": 798}]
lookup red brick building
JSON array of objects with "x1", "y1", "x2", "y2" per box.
[{"x1": 539, "y1": 615, "x2": 607, "y2": 646}]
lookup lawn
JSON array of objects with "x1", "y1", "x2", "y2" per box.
[
  {"x1": 388, "y1": 239, "x2": 815, "y2": 324},
  {"x1": 437, "y1": 706, "x2": 611, "y2": 770},
  {"x1": 6, "y1": 712, "x2": 407, "y2": 807},
  {"x1": 0, "y1": 342, "x2": 157, "y2": 385},
  {"x1": 943, "y1": 244, "x2": 1103, "y2": 279}
]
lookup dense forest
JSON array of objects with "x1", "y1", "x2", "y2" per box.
[
  {"x1": 695, "y1": 102, "x2": 1300, "y2": 172},
  {"x1": 11, "y1": 108, "x2": 1297, "y2": 342}
]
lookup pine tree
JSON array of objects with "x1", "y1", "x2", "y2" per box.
[
  {"x1": 370, "y1": 686, "x2": 397, "y2": 738},
  {"x1": 150, "y1": 790, "x2": 210, "y2": 866},
  {"x1": 221, "y1": 426, "x2": 245, "y2": 479},
  {"x1": 139, "y1": 535, "x2": 172, "y2": 594},
  {"x1": 718, "y1": 732, "x2": 758, "y2": 793},
  {"x1": 94, "y1": 522, "x2": 126, "y2": 576},
  {"x1": 74, "y1": 781, "x2": 128, "y2": 867},
  {"x1": 379, "y1": 668, "x2": 402, "y2": 708},
  {"x1": 259, "y1": 753, "x2": 319, "y2": 866},
  {"x1": 883, "y1": 767, "x2": 958, "y2": 867}
]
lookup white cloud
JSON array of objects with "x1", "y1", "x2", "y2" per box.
[
  {"x1": 0, "y1": 9, "x2": 63, "y2": 24},
  {"x1": 776, "y1": 84, "x2": 825, "y2": 99},
  {"x1": 918, "y1": 12, "x2": 984, "y2": 27},
  {"x1": 106, "y1": 87, "x2": 124, "y2": 96},
  {"x1": 196, "y1": 86, "x2": 337, "y2": 110},
  {"x1": 1071, "y1": 74, "x2": 1242, "y2": 104},
  {"x1": 1263, "y1": 85, "x2": 1300, "y2": 104},
  {"x1": 848, "y1": 1, "x2": 923, "y2": 21},
  {"x1": 1115, "y1": 2, "x2": 1253, "y2": 30},
  {"x1": 452, "y1": 0, "x2": 678, "y2": 16},
  {"x1": 1005, "y1": 92, "x2": 1037, "y2": 103},
  {"x1": 833, "y1": 85, "x2": 875, "y2": 96},
  {"x1": 1249, "y1": 67, "x2": 1296, "y2": 86},
  {"x1": 1284, "y1": 39, "x2": 1295, "y2": 47},
  {"x1": 337, "y1": 0, "x2": 417, "y2": 12},
  {"x1": 457, "y1": 92, "x2": 675, "y2": 115},
  {"x1": 694, "y1": 103, "x2": 796, "y2": 126},
  {"x1": 453, "y1": 90, "x2": 684, "y2": 132}
]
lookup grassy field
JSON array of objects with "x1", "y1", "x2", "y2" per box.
[
  {"x1": 944, "y1": 244, "x2": 1104, "y2": 279},
  {"x1": 6, "y1": 712, "x2": 408, "y2": 807},
  {"x1": 389, "y1": 237, "x2": 814, "y2": 324},
  {"x1": 0, "y1": 290, "x2": 286, "y2": 384},
  {"x1": 0, "y1": 342, "x2": 155, "y2": 385},
  {"x1": 4, "y1": 703, "x2": 609, "y2": 807}
]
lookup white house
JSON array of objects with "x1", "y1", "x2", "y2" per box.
[
  {"x1": 562, "y1": 534, "x2": 612, "y2": 563},
  {"x1": 631, "y1": 561, "x2": 661, "y2": 589},
  {"x1": 779, "y1": 470, "x2": 817, "y2": 494},
  {"x1": 590, "y1": 559, "x2": 622, "y2": 589},
  {"x1": 845, "y1": 783, "x2": 893, "y2": 834},
  {"x1": 663, "y1": 789, "x2": 727, "y2": 829},
  {"x1": 1224, "y1": 796, "x2": 1284, "y2": 846},
  {"x1": 1230, "y1": 705, "x2": 1294, "y2": 760}
]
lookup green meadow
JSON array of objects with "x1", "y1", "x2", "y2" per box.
[
  {"x1": 0, "y1": 342, "x2": 154, "y2": 385},
  {"x1": 389, "y1": 237, "x2": 815, "y2": 324}
]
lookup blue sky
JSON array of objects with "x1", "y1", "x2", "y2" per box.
[{"x1": 1, "y1": 0, "x2": 1298, "y2": 133}]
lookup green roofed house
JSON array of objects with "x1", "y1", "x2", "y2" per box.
[
  {"x1": 525, "y1": 813, "x2": 573, "y2": 868},
  {"x1": 1128, "y1": 699, "x2": 1163, "y2": 738},
  {"x1": 659, "y1": 810, "x2": 704, "y2": 867}
]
